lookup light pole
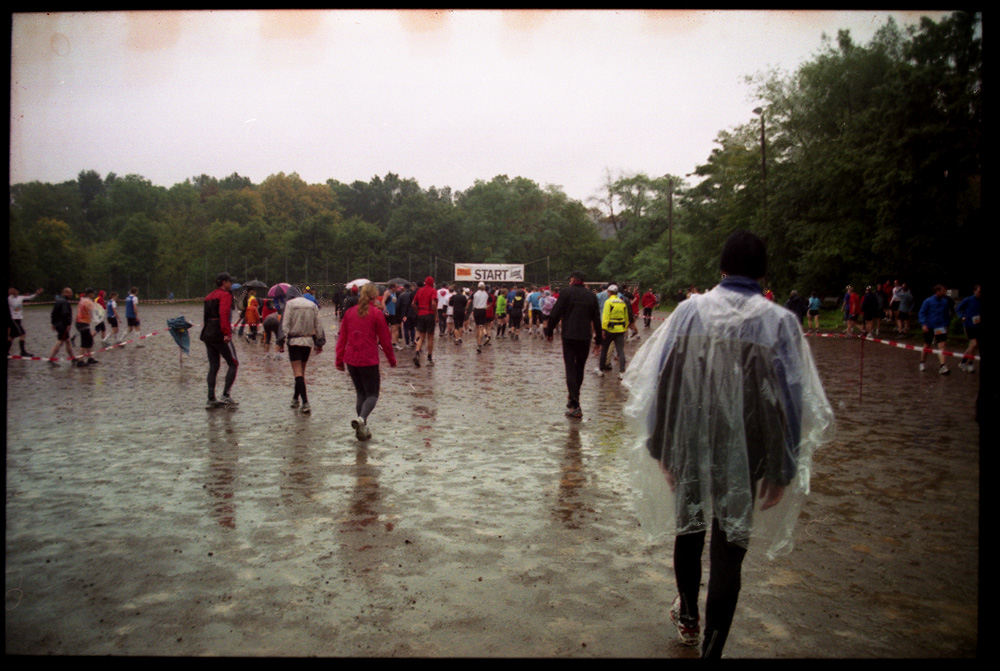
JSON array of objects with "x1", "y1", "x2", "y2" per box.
[{"x1": 753, "y1": 106, "x2": 767, "y2": 230}]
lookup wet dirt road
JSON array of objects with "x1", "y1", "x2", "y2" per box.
[{"x1": 6, "y1": 305, "x2": 979, "y2": 657}]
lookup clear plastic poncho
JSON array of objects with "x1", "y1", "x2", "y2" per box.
[{"x1": 622, "y1": 279, "x2": 835, "y2": 559}]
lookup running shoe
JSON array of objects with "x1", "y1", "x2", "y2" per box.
[
  {"x1": 565, "y1": 406, "x2": 583, "y2": 419},
  {"x1": 413, "y1": 353, "x2": 421, "y2": 367},
  {"x1": 594, "y1": 367, "x2": 604, "y2": 377},
  {"x1": 670, "y1": 596, "x2": 701, "y2": 647},
  {"x1": 919, "y1": 362, "x2": 926, "y2": 372},
  {"x1": 939, "y1": 364, "x2": 950, "y2": 375},
  {"x1": 75, "y1": 360, "x2": 88, "y2": 368},
  {"x1": 427, "y1": 357, "x2": 434, "y2": 366},
  {"x1": 87, "y1": 358, "x2": 99, "y2": 365},
  {"x1": 352, "y1": 418, "x2": 368, "y2": 441},
  {"x1": 290, "y1": 398, "x2": 300, "y2": 409},
  {"x1": 300, "y1": 402, "x2": 311, "y2": 414},
  {"x1": 219, "y1": 394, "x2": 239, "y2": 407},
  {"x1": 206, "y1": 398, "x2": 220, "y2": 409}
]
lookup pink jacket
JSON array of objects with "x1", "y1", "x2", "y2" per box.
[{"x1": 336, "y1": 305, "x2": 397, "y2": 368}]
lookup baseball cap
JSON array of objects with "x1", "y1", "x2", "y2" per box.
[{"x1": 216, "y1": 272, "x2": 237, "y2": 286}]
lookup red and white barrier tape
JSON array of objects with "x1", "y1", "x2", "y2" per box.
[{"x1": 805, "y1": 330, "x2": 980, "y2": 362}]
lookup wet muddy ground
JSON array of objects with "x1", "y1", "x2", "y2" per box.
[{"x1": 6, "y1": 304, "x2": 979, "y2": 657}]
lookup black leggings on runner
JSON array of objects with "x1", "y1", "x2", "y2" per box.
[
  {"x1": 347, "y1": 364, "x2": 381, "y2": 420},
  {"x1": 205, "y1": 341, "x2": 239, "y2": 398},
  {"x1": 674, "y1": 517, "x2": 748, "y2": 659}
]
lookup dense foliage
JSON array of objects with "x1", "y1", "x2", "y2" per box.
[{"x1": 9, "y1": 12, "x2": 980, "y2": 303}]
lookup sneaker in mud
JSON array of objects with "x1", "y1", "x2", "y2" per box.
[
  {"x1": 300, "y1": 402, "x2": 311, "y2": 415},
  {"x1": 939, "y1": 364, "x2": 950, "y2": 375},
  {"x1": 206, "y1": 398, "x2": 220, "y2": 409},
  {"x1": 290, "y1": 398, "x2": 300, "y2": 409},
  {"x1": 413, "y1": 353, "x2": 421, "y2": 367},
  {"x1": 219, "y1": 394, "x2": 239, "y2": 407},
  {"x1": 670, "y1": 596, "x2": 700, "y2": 647},
  {"x1": 351, "y1": 418, "x2": 368, "y2": 441},
  {"x1": 565, "y1": 406, "x2": 583, "y2": 419}
]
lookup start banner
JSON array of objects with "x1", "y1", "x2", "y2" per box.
[{"x1": 454, "y1": 263, "x2": 525, "y2": 283}]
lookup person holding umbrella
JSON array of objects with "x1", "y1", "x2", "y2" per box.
[{"x1": 336, "y1": 282, "x2": 397, "y2": 440}]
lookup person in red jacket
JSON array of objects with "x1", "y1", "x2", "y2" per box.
[
  {"x1": 336, "y1": 283, "x2": 397, "y2": 440},
  {"x1": 411, "y1": 276, "x2": 438, "y2": 367},
  {"x1": 200, "y1": 272, "x2": 239, "y2": 408},
  {"x1": 640, "y1": 288, "x2": 659, "y2": 328}
]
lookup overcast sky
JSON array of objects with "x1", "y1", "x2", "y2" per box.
[{"x1": 10, "y1": 9, "x2": 951, "y2": 205}]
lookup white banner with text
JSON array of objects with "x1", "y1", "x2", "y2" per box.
[{"x1": 454, "y1": 263, "x2": 525, "y2": 283}]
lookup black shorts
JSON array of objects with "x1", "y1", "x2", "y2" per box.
[
  {"x1": 288, "y1": 344, "x2": 312, "y2": 363},
  {"x1": 107, "y1": 316, "x2": 119, "y2": 328},
  {"x1": 510, "y1": 312, "x2": 523, "y2": 328},
  {"x1": 964, "y1": 325, "x2": 980, "y2": 342},
  {"x1": 890, "y1": 300, "x2": 900, "y2": 310},
  {"x1": 386, "y1": 313, "x2": 400, "y2": 326},
  {"x1": 56, "y1": 324, "x2": 71, "y2": 341},
  {"x1": 95, "y1": 321, "x2": 106, "y2": 333},
  {"x1": 473, "y1": 308, "x2": 488, "y2": 326},
  {"x1": 898, "y1": 311, "x2": 910, "y2": 321},
  {"x1": 263, "y1": 321, "x2": 280, "y2": 343},
  {"x1": 923, "y1": 329, "x2": 948, "y2": 346},
  {"x1": 127, "y1": 317, "x2": 140, "y2": 327},
  {"x1": 76, "y1": 322, "x2": 94, "y2": 348},
  {"x1": 453, "y1": 314, "x2": 466, "y2": 330},
  {"x1": 808, "y1": 309, "x2": 819, "y2": 317},
  {"x1": 11, "y1": 320, "x2": 26, "y2": 337},
  {"x1": 416, "y1": 313, "x2": 436, "y2": 334},
  {"x1": 530, "y1": 310, "x2": 542, "y2": 325}
]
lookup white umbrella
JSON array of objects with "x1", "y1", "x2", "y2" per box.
[{"x1": 345, "y1": 278, "x2": 371, "y2": 290}]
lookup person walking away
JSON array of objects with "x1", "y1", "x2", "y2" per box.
[
  {"x1": 641, "y1": 288, "x2": 658, "y2": 328},
  {"x1": 896, "y1": 283, "x2": 914, "y2": 337},
  {"x1": 956, "y1": 284, "x2": 980, "y2": 373},
  {"x1": 383, "y1": 282, "x2": 401, "y2": 349},
  {"x1": 336, "y1": 282, "x2": 397, "y2": 439},
  {"x1": 494, "y1": 287, "x2": 508, "y2": 338},
  {"x1": 74, "y1": 288, "x2": 100, "y2": 367},
  {"x1": 861, "y1": 286, "x2": 881, "y2": 337},
  {"x1": 449, "y1": 285, "x2": 468, "y2": 345},
  {"x1": 280, "y1": 286, "x2": 325, "y2": 414},
  {"x1": 262, "y1": 300, "x2": 284, "y2": 359},
  {"x1": 47, "y1": 287, "x2": 77, "y2": 366},
  {"x1": 123, "y1": 286, "x2": 141, "y2": 342},
  {"x1": 8, "y1": 286, "x2": 44, "y2": 357},
  {"x1": 807, "y1": 292, "x2": 822, "y2": 332},
  {"x1": 544, "y1": 270, "x2": 602, "y2": 419},
  {"x1": 472, "y1": 282, "x2": 490, "y2": 353},
  {"x1": 244, "y1": 289, "x2": 261, "y2": 343},
  {"x1": 622, "y1": 229, "x2": 834, "y2": 658},
  {"x1": 200, "y1": 272, "x2": 240, "y2": 408},
  {"x1": 397, "y1": 283, "x2": 416, "y2": 348},
  {"x1": 412, "y1": 276, "x2": 438, "y2": 367},
  {"x1": 104, "y1": 292, "x2": 121, "y2": 343},
  {"x1": 597, "y1": 285, "x2": 632, "y2": 380},
  {"x1": 93, "y1": 290, "x2": 108, "y2": 344},
  {"x1": 918, "y1": 284, "x2": 954, "y2": 374}
]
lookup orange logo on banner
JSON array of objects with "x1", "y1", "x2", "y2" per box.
[{"x1": 456, "y1": 267, "x2": 472, "y2": 277}]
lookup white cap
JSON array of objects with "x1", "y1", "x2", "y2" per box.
[
  {"x1": 608, "y1": 284, "x2": 619, "y2": 293},
  {"x1": 478, "y1": 281, "x2": 485, "y2": 288}
]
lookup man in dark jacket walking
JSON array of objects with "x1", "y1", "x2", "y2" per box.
[
  {"x1": 544, "y1": 270, "x2": 602, "y2": 418},
  {"x1": 47, "y1": 287, "x2": 77, "y2": 365}
]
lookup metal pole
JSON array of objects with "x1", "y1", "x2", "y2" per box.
[{"x1": 668, "y1": 177, "x2": 674, "y2": 279}]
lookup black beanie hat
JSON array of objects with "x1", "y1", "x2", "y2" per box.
[{"x1": 719, "y1": 230, "x2": 767, "y2": 279}]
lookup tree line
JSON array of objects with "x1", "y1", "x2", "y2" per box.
[{"x1": 9, "y1": 12, "x2": 980, "y2": 305}]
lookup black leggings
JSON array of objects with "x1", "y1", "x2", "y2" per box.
[
  {"x1": 347, "y1": 364, "x2": 381, "y2": 420},
  {"x1": 205, "y1": 341, "x2": 239, "y2": 398},
  {"x1": 674, "y1": 517, "x2": 748, "y2": 659}
]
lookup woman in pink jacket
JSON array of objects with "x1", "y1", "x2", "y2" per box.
[{"x1": 336, "y1": 283, "x2": 397, "y2": 440}]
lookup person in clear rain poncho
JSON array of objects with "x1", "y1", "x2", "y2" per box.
[{"x1": 622, "y1": 230, "x2": 834, "y2": 658}]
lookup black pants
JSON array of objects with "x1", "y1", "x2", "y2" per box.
[
  {"x1": 599, "y1": 330, "x2": 626, "y2": 372},
  {"x1": 674, "y1": 517, "x2": 748, "y2": 659},
  {"x1": 205, "y1": 341, "x2": 239, "y2": 399},
  {"x1": 347, "y1": 364, "x2": 381, "y2": 420},
  {"x1": 561, "y1": 339, "x2": 591, "y2": 409}
]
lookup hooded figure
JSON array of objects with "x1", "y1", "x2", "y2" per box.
[{"x1": 622, "y1": 229, "x2": 835, "y2": 657}]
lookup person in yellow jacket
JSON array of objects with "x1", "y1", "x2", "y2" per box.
[{"x1": 597, "y1": 284, "x2": 634, "y2": 380}]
